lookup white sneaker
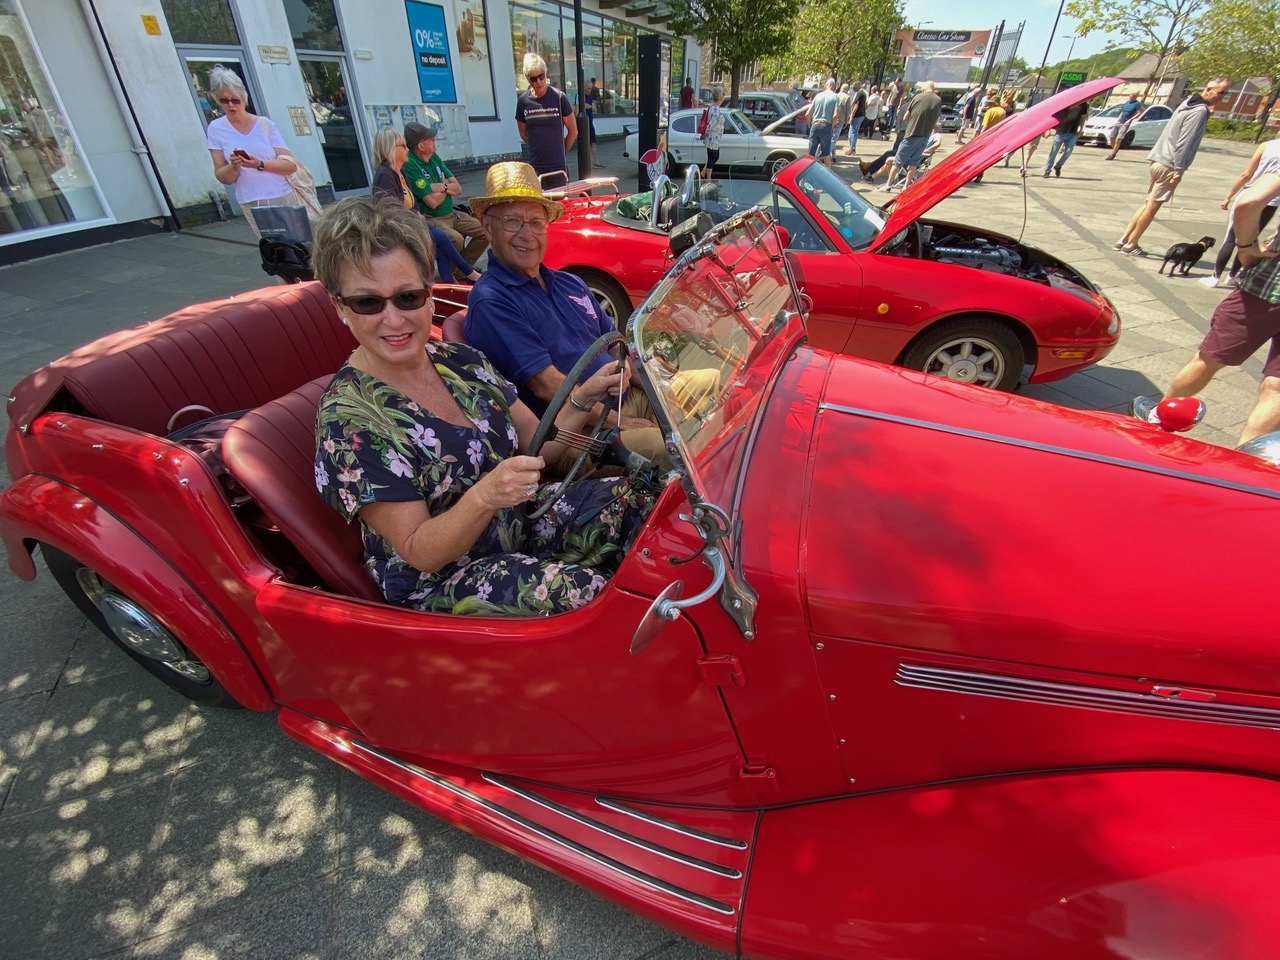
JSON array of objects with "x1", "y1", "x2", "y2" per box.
[
  {"x1": 1130, "y1": 396, "x2": 1161, "y2": 424},
  {"x1": 1199, "y1": 274, "x2": 1220, "y2": 287}
]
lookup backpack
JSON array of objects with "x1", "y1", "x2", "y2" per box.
[{"x1": 697, "y1": 108, "x2": 709, "y2": 136}]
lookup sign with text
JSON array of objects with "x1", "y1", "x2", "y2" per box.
[
  {"x1": 893, "y1": 29, "x2": 991, "y2": 60},
  {"x1": 405, "y1": 1, "x2": 457, "y2": 103},
  {"x1": 1058, "y1": 70, "x2": 1088, "y2": 89}
]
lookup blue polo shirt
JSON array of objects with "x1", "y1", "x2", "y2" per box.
[{"x1": 464, "y1": 256, "x2": 616, "y2": 416}]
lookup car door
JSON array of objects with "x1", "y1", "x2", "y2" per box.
[
  {"x1": 719, "y1": 110, "x2": 762, "y2": 169},
  {"x1": 668, "y1": 111, "x2": 704, "y2": 167},
  {"x1": 1135, "y1": 104, "x2": 1172, "y2": 146}
]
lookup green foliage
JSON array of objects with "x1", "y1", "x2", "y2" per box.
[
  {"x1": 1206, "y1": 117, "x2": 1272, "y2": 141},
  {"x1": 1182, "y1": 0, "x2": 1280, "y2": 140},
  {"x1": 669, "y1": 0, "x2": 803, "y2": 100},
  {"x1": 1066, "y1": 0, "x2": 1209, "y2": 53},
  {"x1": 765, "y1": 0, "x2": 905, "y2": 83}
]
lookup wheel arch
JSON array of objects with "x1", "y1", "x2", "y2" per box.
[
  {"x1": 896, "y1": 310, "x2": 1037, "y2": 376},
  {"x1": 2, "y1": 474, "x2": 275, "y2": 710}
]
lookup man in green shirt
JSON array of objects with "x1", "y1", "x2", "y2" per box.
[{"x1": 402, "y1": 123, "x2": 488, "y2": 275}]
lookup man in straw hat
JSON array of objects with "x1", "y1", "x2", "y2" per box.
[{"x1": 463, "y1": 161, "x2": 666, "y2": 465}]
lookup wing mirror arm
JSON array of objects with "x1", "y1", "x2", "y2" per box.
[{"x1": 630, "y1": 546, "x2": 727, "y2": 655}]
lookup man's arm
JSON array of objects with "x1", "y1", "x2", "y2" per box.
[
  {"x1": 517, "y1": 120, "x2": 529, "y2": 143},
  {"x1": 1233, "y1": 172, "x2": 1280, "y2": 267},
  {"x1": 563, "y1": 110, "x2": 578, "y2": 153},
  {"x1": 439, "y1": 160, "x2": 463, "y2": 197},
  {"x1": 526, "y1": 364, "x2": 648, "y2": 429}
]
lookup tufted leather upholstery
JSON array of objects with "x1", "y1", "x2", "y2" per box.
[
  {"x1": 58, "y1": 282, "x2": 355, "y2": 437},
  {"x1": 221, "y1": 376, "x2": 383, "y2": 601}
]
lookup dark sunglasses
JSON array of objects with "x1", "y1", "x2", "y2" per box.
[
  {"x1": 527, "y1": 73, "x2": 546, "y2": 83},
  {"x1": 335, "y1": 288, "x2": 432, "y2": 315},
  {"x1": 217, "y1": 97, "x2": 243, "y2": 105}
]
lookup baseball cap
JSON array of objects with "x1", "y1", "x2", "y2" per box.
[{"x1": 404, "y1": 123, "x2": 438, "y2": 150}]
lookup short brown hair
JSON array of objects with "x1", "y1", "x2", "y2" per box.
[{"x1": 311, "y1": 196, "x2": 436, "y2": 292}]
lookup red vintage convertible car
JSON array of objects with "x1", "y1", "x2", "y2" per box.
[
  {"x1": 546, "y1": 79, "x2": 1123, "y2": 392},
  {"x1": 5, "y1": 209, "x2": 1280, "y2": 958}
]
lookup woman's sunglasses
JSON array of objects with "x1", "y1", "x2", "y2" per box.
[
  {"x1": 217, "y1": 97, "x2": 243, "y2": 105},
  {"x1": 335, "y1": 288, "x2": 432, "y2": 315}
]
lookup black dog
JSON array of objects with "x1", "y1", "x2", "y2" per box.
[{"x1": 1159, "y1": 236, "x2": 1216, "y2": 276}]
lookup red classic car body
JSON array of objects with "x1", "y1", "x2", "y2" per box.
[
  {"x1": 4, "y1": 210, "x2": 1280, "y2": 958},
  {"x1": 547, "y1": 79, "x2": 1123, "y2": 392}
]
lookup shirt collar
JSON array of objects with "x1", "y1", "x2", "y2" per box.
[{"x1": 485, "y1": 254, "x2": 553, "y2": 289}]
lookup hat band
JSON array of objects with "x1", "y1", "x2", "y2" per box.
[{"x1": 485, "y1": 185, "x2": 544, "y2": 204}]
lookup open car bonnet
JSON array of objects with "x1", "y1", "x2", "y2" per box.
[
  {"x1": 762, "y1": 106, "x2": 809, "y2": 136},
  {"x1": 871, "y1": 77, "x2": 1122, "y2": 252}
]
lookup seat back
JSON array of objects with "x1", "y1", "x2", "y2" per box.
[{"x1": 221, "y1": 376, "x2": 383, "y2": 601}]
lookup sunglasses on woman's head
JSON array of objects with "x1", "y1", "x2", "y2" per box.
[
  {"x1": 217, "y1": 97, "x2": 242, "y2": 105},
  {"x1": 335, "y1": 288, "x2": 433, "y2": 315}
]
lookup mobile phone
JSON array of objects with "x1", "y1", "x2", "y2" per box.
[{"x1": 232, "y1": 149, "x2": 251, "y2": 160}]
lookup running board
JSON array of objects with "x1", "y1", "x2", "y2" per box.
[{"x1": 279, "y1": 709, "x2": 755, "y2": 953}]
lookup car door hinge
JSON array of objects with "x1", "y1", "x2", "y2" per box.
[
  {"x1": 739, "y1": 764, "x2": 779, "y2": 794},
  {"x1": 697, "y1": 654, "x2": 745, "y2": 688}
]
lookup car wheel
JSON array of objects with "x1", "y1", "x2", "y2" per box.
[
  {"x1": 42, "y1": 545, "x2": 240, "y2": 707},
  {"x1": 900, "y1": 317, "x2": 1026, "y2": 392},
  {"x1": 1122, "y1": 130, "x2": 1135, "y2": 148},
  {"x1": 666, "y1": 152, "x2": 682, "y2": 177},
  {"x1": 568, "y1": 269, "x2": 633, "y2": 328},
  {"x1": 1097, "y1": 135, "x2": 1110, "y2": 148},
  {"x1": 765, "y1": 153, "x2": 793, "y2": 180}
]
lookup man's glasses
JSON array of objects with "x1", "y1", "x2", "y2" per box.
[
  {"x1": 527, "y1": 73, "x2": 546, "y2": 83},
  {"x1": 335, "y1": 288, "x2": 433, "y2": 315},
  {"x1": 217, "y1": 97, "x2": 243, "y2": 105},
  {"x1": 491, "y1": 215, "x2": 549, "y2": 235}
]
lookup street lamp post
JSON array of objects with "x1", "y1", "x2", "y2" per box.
[{"x1": 1053, "y1": 33, "x2": 1080, "y2": 93}]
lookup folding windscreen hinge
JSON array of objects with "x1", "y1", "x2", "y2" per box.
[
  {"x1": 697, "y1": 654, "x2": 745, "y2": 688},
  {"x1": 739, "y1": 764, "x2": 779, "y2": 794}
]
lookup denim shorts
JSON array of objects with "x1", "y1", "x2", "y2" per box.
[{"x1": 808, "y1": 123, "x2": 833, "y2": 158}]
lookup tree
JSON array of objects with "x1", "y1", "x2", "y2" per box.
[
  {"x1": 669, "y1": 0, "x2": 803, "y2": 103},
  {"x1": 762, "y1": 0, "x2": 904, "y2": 88},
  {"x1": 1182, "y1": 0, "x2": 1280, "y2": 141},
  {"x1": 1065, "y1": 0, "x2": 1209, "y2": 100}
]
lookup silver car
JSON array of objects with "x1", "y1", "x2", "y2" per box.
[{"x1": 1081, "y1": 102, "x2": 1174, "y2": 149}]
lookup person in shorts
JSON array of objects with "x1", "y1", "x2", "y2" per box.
[
  {"x1": 806, "y1": 79, "x2": 841, "y2": 168},
  {"x1": 1106, "y1": 94, "x2": 1142, "y2": 160}
]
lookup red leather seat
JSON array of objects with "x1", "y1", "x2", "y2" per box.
[{"x1": 221, "y1": 376, "x2": 383, "y2": 601}]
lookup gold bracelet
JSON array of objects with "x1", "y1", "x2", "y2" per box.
[{"x1": 568, "y1": 392, "x2": 592, "y2": 412}]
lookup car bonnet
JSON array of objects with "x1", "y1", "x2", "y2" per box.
[
  {"x1": 870, "y1": 77, "x2": 1122, "y2": 253},
  {"x1": 762, "y1": 106, "x2": 809, "y2": 135}
]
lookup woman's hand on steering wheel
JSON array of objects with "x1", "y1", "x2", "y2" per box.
[{"x1": 474, "y1": 455, "x2": 546, "y2": 510}]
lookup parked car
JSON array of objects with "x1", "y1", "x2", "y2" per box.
[
  {"x1": 7, "y1": 200, "x2": 1280, "y2": 960},
  {"x1": 623, "y1": 107, "x2": 811, "y2": 180},
  {"x1": 938, "y1": 106, "x2": 963, "y2": 131},
  {"x1": 569, "y1": 79, "x2": 1123, "y2": 391},
  {"x1": 1081, "y1": 101, "x2": 1174, "y2": 149},
  {"x1": 735, "y1": 89, "x2": 805, "y2": 134}
]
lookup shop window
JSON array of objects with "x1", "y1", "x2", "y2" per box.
[
  {"x1": 284, "y1": 0, "x2": 344, "y2": 52},
  {"x1": 600, "y1": 20, "x2": 635, "y2": 116},
  {"x1": 159, "y1": 0, "x2": 241, "y2": 45},
  {"x1": 0, "y1": 13, "x2": 106, "y2": 237},
  {"x1": 452, "y1": 0, "x2": 497, "y2": 120}
]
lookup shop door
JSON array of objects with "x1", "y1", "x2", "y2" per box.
[{"x1": 298, "y1": 55, "x2": 368, "y2": 194}]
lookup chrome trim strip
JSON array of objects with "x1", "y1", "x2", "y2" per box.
[
  {"x1": 595, "y1": 798, "x2": 750, "y2": 850},
  {"x1": 820, "y1": 403, "x2": 1280, "y2": 503},
  {"x1": 897, "y1": 664, "x2": 1280, "y2": 730},
  {"x1": 350, "y1": 742, "x2": 736, "y2": 914},
  {"x1": 483, "y1": 775, "x2": 742, "y2": 878}
]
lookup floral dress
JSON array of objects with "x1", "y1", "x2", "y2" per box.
[
  {"x1": 703, "y1": 104, "x2": 725, "y2": 150},
  {"x1": 315, "y1": 342, "x2": 654, "y2": 616}
]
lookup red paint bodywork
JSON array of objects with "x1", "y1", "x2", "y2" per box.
[{"x1": 5, "y1": 216, "x2": 1280, "y2": 957}]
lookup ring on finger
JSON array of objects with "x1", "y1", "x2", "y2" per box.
[{"x1": 525, "y1": 483, "x2": 537, "y2": 497}]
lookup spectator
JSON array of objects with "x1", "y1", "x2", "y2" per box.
[
  {"x1": 832, "y1": 82, "x2": 852, "y2": 150},
  {"x1": 700, "y1": 88, "x2": 726, "y2": 180},
  {"x1": 515, "y1": 53, "x2": 577, "y2": 189},
  {"x1": 679, "y1": 77, "x2": 698, "y2": 111},
  {"x1": 864, "y1": 85, "x2": 882, "y2": 140},
  {"x1": 1113, "y1": 75, "x2": 1231, "y2": 257},
  {"x1": 845, "y1": 82, "x2": 867, "y2": 156},
  {"x1": 1132, "y1": 170, "x2": 1280, "y2": 447},
  {"x1": 584, "y1": 78, "x2": 601, "y2": 169},
  {"x1": 878, "y1": 81, "x2": 943, "y2": 191},
  {"x1": 401, "y1": 122, "x2": 488, "y2": 276},
  {"x1": 1106, "y1": 94, "x2": 1143, "y2": 161},
  {"x1": 1042, "y1": 101, "x2": 1088, "y2": 178},
  {"x1": 1202, "y1": 136, "x2": 1280, "y2": 287},
  {"x1": 806, "y1": 79, "x2": 841, "y2": 169}
]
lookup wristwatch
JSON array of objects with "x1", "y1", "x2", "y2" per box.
[{"x1": 257, "y1": 159, "x2": 265, "y2": 171}]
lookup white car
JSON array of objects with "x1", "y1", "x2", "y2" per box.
[
  {"x1": 623, "y1": 107, "x2": 811, "y2": 179},
  {"x1": 1080, "y1": 102, "x2": 1174, "y2": 149}
]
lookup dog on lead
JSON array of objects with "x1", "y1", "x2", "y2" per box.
[{"x1": 1158, "y1": 236, "x2": 1216, "y2": 277}]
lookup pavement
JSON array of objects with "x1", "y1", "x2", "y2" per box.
[{"x1": 0, "y1": 130, "x2": 1268, "y2": 959}]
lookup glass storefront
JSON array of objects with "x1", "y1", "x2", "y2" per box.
[
  {"x1": 510, "y1": 1, "x2": 676, "y2": 115},
  {"x1": 0, "y1": 0, "x2": 106, "y2": 238}
]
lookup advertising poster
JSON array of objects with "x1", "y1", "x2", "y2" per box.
[{"x1": 405, "y1": 1, "x2": 457, "y2": 103}]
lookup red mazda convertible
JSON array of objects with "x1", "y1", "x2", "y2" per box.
[
  {"x1": 5, "y1": 207, "x2": 1280, "y2": 958},
  {"x1": 546, "y1": 79, "x2": 1122, "y2": 392}
]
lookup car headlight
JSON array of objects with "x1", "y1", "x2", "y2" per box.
[{"x1": 1107, "y1": 315, "x2": 1120, "y2": 337}]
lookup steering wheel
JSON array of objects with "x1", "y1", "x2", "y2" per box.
[{"x1": 523, "y1": 330, "x2": 630, "y2": 521}]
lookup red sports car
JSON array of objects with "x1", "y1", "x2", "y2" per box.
[
  {"x1": 546, "y1": 79, "x2": 1122, "y2": 392},
  {"x1": 5, "y1": 208, "x2": 1280, "y2": 959}
]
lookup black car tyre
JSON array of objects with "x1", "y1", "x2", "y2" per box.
[
  {"x1": 765, "y1": 153, "x2": 794, "y2": 180},
  {"x1": 1121, "y1": 129, "x2": 1136, "y2": 148},
  {"x1": 901, "y1": 317, "x2": 1026, "y2": 392},
  {"x1": 568, "y1": 269, "x2": 633, "y2": 327},
  {"x1": 666, "y1": 152, "x2": 682, "y2": 177},
  {"x1": 42, "y1": 544, "x2": 240, "y2": 707}
]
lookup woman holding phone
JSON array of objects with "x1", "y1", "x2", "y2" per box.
[{"x1": 204, "y1": 65, "x2": 300, "y2": 237}]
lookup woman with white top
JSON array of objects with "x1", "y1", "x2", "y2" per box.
[
  {"x1": 204, "y1": 65, "x2": 301, "y2": 238},
  {"x1": 1205, "y1": 137, "x2": 1280, "y2": 287}
]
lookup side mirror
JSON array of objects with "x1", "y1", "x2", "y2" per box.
[
  {"x1": 1152, "y1": 396, "x2": 1206, "y2": 433},
  {"x1": 631, "y1": 581, "x2": 684, "y2": 654}
]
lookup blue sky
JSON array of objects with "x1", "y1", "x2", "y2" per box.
[{"x1": 899, "y1": 0, "x2": 1118, "y2": 74}]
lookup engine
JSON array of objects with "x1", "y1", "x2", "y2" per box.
[{"x1": 932, "y1": 239, "x2": 1022, "y2": 273}]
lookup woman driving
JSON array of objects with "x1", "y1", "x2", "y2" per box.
[{"x1": 313, "y1": 197, "x2": 653, "y2": 615}]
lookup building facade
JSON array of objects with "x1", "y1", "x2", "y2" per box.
[{"x1": 0, "y1": 0, "x2": 695, "y2": 263}]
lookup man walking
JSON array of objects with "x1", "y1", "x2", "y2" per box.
[
  {"x1": 831, "y1": 83, "x2": 852, "y2": 149},
  {"x1": 402, "y1": 123, "x2": 488, "y2": 273},
  {"x1": 1042, "y1": 102, "x2": 1088, "y2": 178},
  {"x1": 1132, "y1": 170, "x2": 1280, "y2": 447},
  {"x1": 1113, "y1": 75, "x2": 1230, "y2": 257},
  {"x1": 515, "y1": 53, "x2": 577, "y2": 189},
  {"x1": 845, "y1": 82, "x2": 867, "y2": 157},
  {"x1": 878, "y1": 81, "x2": 943, "y2": 191},
  {"x1": 806, "y1": 78, "x2": 841, "y2": 169},
  {"x1": 1106, "y1": 93, "x2": 1143, "y2": 160},
  {"x1": 864, "y1": 85, "x2": 882, "y2": 140}
]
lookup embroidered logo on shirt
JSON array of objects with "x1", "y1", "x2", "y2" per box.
[
  {"x1": 567, "y1": 292, "x2": 597, "y2": 315},
  {"x1": 414, "y1": 178, "x2": 427, "y2": 189}
]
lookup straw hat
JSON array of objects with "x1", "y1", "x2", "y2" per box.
[{"x1": 469, "y1": 161, "x2": 564, "y2": 222}]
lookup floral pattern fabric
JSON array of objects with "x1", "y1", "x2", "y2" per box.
[
  {"x1": 315, "y1": 341, "x2": 653, "y2": 615},
  {"x1": 702, "y1": 104, "x2": 725, "y2": 150}
]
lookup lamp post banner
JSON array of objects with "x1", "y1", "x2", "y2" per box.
[{"x1": 894, "y1": 29, "x2": 992, "y2": 60}]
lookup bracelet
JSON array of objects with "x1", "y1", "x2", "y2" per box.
[
  {"x1": 568, "y1": 392, "x2": 592, "y2": 412},
  {"x1": 1238, "y1": 241, "x2": 1257, "y2": 249}
]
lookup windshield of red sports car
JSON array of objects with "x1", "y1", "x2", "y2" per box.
[
  {"x1": 630, "y1": 210, "x2": 799, "y2": 504},
  {"x1": 789, "y1": 160, "x2": 886, "y2": 250}
]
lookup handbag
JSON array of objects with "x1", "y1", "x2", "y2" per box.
[
  {"x1": 250, "y1": 203, "x2": 313, "y2": 242},
  {"x1": 697, "y1": 108, "x2": 709, "y2": 136}
]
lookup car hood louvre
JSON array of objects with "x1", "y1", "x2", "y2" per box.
[{"x1": 870, "y1": 78, "x2": 1123, "y2": 253}]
